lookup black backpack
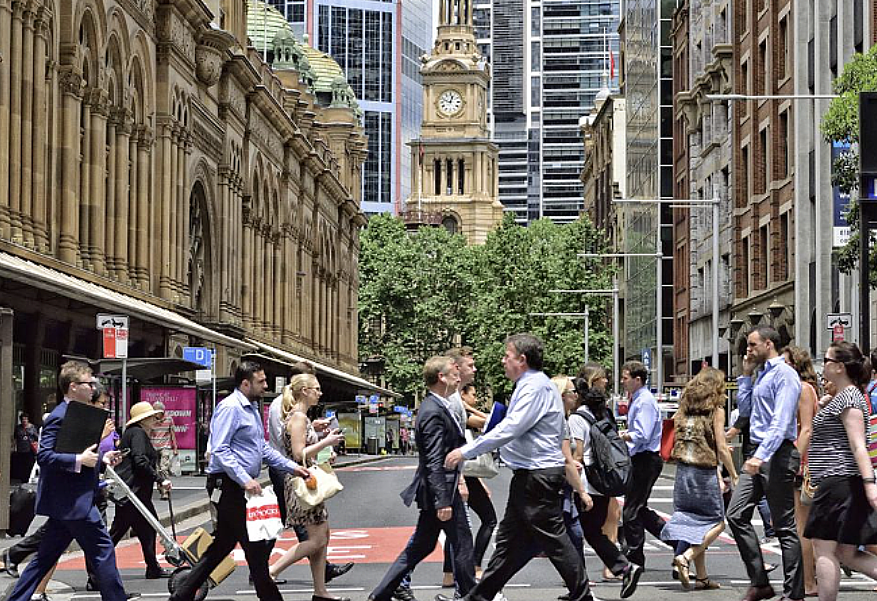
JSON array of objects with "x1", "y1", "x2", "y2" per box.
[{"x1": 573, "y1": 409, "x2": 632, "y2": 496}]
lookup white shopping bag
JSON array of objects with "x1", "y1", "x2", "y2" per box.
[{"x1": 245, "y1": 486, "x2": 284, "y2": 542}]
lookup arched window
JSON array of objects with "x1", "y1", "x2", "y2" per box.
[{"x1": 442, "y1": 215, "x2": 458, "y2": 235}]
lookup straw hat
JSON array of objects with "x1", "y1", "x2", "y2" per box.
[{"x1": 126, "y1": 401, "x2": 162, "y2": 428}]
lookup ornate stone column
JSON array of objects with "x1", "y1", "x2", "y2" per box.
[
  {"x1": 159, "y1": 120, "x2": 175, "y2": 299},
  {"x1": 88, "y1": 90, "x2": 107, "y2": 275},
  {"x1": 135, "y1": 127, "x2": 152, "y2": 288},
  {"x1": 31, "y1": 9, "x2": 49, "y2": 251},
  {"x1": 273, "y1": 235, "x2": 282, "y2": 339},
  {"x1": 218, "y1": 167, "x2": 230, "y2": 318},
  {"x1": 8, "y1": 0, "x2": 25, "y2": 242},
  {"x1": 241, "y1": 204, "x2": 253, "y2": 330},
  {"x1": 282, "y1": 229, "x2": 294, "y2": 343},
  {"x1": 19, "y1": 0, "x2": 34, "y2": 247},
  {"x1": 104, "y1": 115, "x2": 117, "y2": 275},
  {"x1": 113, "y1": 109, "x2": 132, "y2": 283},
  {"x1": 57, "y1": 68, "x2": 82, "y2": 264},
  {"x1": 0, "y1": 0, "x2": 13, "y2": 239},
  {"x1": 127, "y1": 129, "x2": 138, "y2": 282},
  {"x1": 264, "y1": 229, "x2": 275, "y2": 338},
  {"x1": 78, "y1": 96, "x2": 91, "y2": 265},
  {"x1": 254, "y1": 223, "x2": 264, "y2": 333},
  {"x1": 180, "y1": 133, "x2": 192, "y2": 298}
]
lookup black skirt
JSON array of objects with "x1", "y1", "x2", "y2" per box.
[{"x1": 803, "y1": 475, "x2": 877, "y2": 544}]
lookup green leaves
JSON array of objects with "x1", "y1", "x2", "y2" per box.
[{"x1": 358, "y1": 214, "x2": 614, "y2": 402}]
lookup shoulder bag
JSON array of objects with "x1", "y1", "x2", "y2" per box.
[
  {"x1": 462, "y1": 429, "x2": 499, "y2": 479},
  {"x1": 291, "y1": 462, "x2": 344, "y2": 508}
]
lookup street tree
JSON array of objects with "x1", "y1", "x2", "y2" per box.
[
  {"x1": 821, "y1": 45, "x2": 877, "y2": 284},
  {"x1": 358, "y1": 212, "x2": 614, "y2": 402}
]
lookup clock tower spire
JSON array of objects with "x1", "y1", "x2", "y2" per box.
[{"x1": 404, "y1": 0, "x2": 502, "y2": 244}]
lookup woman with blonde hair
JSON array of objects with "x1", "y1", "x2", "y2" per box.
[
  {"x1": 268, "y1": 374, "x2": 346, "y2": 601},
  {"x1": 662, "y1": 367, "x2": 738, "y2": 590}
]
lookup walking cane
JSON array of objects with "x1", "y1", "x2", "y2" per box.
[{"x1": 167, "y1": 488, "x2": 178, "y2": 542}]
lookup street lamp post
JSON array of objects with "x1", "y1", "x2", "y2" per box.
[
  {"x1": 580, "y1": 253, "x2": 663, "y2": 395},
  {"x1": 612, "y1": 198, "x2": 722, "y2": 370},
  {"x1": 546, "y1": 284, "x2": 621, "y2": 393}
]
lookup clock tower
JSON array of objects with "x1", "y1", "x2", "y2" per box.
[{"x1": 405, "y1": 0, "x2": 503, "y2": 245}]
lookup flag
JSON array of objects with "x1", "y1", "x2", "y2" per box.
[{"x1": 610, "y1": 51, "x2": 615, "y2": 80}]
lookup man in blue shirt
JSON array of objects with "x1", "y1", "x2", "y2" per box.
[
  {"x1": 619, "y1": 360, "x2": 666, "y2": 568},
  {"x1": 727, "y1": 326, "x2": 803, "y2": 601},
  {"x1": 445, "y1": 334, "x2": 595, "y2": 601},
  {"x1": 170, "y1": 361, "x2": 310, "y2": 601}
]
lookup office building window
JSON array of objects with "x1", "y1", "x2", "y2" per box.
[
  {"x1": 446, "y1": 158, "x2": 454, "y2": 195},
  {"x1": 778, "y1": 17, "x2": 788, "y2": 80},
  {"x1": 458, "y1": 158, "x2": 465, "y2": 194},
  {"x1": 434, "y1": 159, "x2": 442, "y2": 195}
]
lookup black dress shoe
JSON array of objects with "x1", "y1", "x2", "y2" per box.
[
  {"x1": 434, "y1": 594, "x2": 457, "y2": 601},
  {"x1": 325, "y1": 561, "x2": 354, "y2": 583},
  {"x1": 392, "y1": 587, "x2": 419, "y2": 601},
  {"x1": 126, "y1": 593, "x2": 141, "y2": 599},
  {"x1": 1, "y1": 548, "x2": 19, "y2": 578},
  {"x1": 312, "y1": 595, "x2": 351, "y2": 601},
  {"x1": 145, "y1": 567, "x2": 171, "y2": 579},
  {"x1": 86, "y1": 579, "x2": 98, "y2": 592}
]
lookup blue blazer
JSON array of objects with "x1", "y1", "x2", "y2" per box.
[{"x1": 35, "y1": 400, "x2": 101, "y2": 520}]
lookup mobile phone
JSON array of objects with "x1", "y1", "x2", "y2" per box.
[{"x1": 119, "y1": 448, "x2": 131, "y2": 457}]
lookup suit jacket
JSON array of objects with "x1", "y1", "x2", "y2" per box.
[
  {"x1": 35, "y1": 400, "x2": 102, "y2": 520},
  {"x1": 400, "y1": 392, "x2": 466, "y2": 511},
  {"x1": 114, "y1": 424, "x2": 163, "y2": 501}
]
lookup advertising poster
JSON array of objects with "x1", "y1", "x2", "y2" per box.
[
  {"x1": 337, "y1": 412, "x2": 361, "y2": 449},
  {"x1": 140, "y1": 387, "x2": 197, "y2": 449},
  {"x1": 833, "y1": 140, "x2": 852, "y2": 247}
]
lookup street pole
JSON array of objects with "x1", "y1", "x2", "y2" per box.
[
  {"x1": 613, "y1": 277, "x2": 620, "y2": 396},
  {"x1": 712, "y1": 199, "x2": 720, "y2": 367},
  {"x1": 656, "y1": 251, "x2": 663, "y2": 396},
  {"x1": 121, "y1": 358, "x2": 127, "y2": 424}
]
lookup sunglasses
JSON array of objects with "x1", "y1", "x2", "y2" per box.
[{"x1": 823, "y1": 356, "x2": 842, "y2": 364}]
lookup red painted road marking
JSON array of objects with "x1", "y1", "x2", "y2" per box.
[{"x1": 54, "y1": 527, "x2": 439, "y2": 570}]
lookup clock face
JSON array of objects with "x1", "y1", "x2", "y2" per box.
[{"x1": 438, "y1": 90, "x2": 463, "y2": 116}]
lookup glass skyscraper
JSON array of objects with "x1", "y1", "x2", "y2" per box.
[
  {"x1": 272, "y1": 0, "x2": 431, "y2": 214},
  {"x1": 474, "y1": 0, "x2": 620, "y2": 223}
]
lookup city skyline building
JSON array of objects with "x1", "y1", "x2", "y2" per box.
[
  {"x1": 474, "y1": 0, "x2": 622, "y2": 224},
  {"x1": 619, "y1": 0, "x2": 677, "y2": 382},
  {"x1": 271, "y1": 0, "x2": 433, "y2": 215}
]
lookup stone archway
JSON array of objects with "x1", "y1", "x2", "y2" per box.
[{"x1": 188, "y1": 181, "x2": 213, "y2": 318}]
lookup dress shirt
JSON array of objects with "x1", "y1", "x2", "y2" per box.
[
  {"x1": 460, "y1": 370, "x2": 565, "y2": 470},
  {"x1": 445, "y1": 391, "x2": 467, "y2": 435},
  {"x1": 736, "y1": 355, "x2": 801, "y2": 462},
  {"x1": 207, "y1": 389, "x2": 301, "y2": 486},
  {"x1": 626, "y1": 387, "x2": 662, "y2": 455},
  {"x1": 267, "y1": 395, "x2": 286, "y2": 456}
]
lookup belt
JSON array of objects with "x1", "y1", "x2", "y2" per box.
[{"x1": 512, "y1": 466, "x2": 565, "y2": 476}]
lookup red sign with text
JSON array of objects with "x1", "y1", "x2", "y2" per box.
[{"x1": 140, "y1": 387, "x2": 197, "y2": 449}]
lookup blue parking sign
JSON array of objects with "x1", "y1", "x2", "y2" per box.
[{"x1": 183, "y1": 347, "x2": 213, "y2": 368}]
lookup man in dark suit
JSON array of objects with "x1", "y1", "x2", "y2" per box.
[
  {"x1": 367, "y1": 356, "x2": 476, "y2": 601},
  {"x1": 7, "y1": 361, "x2": 126, "y2": 601}
]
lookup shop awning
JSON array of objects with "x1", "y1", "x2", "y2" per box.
[
  {"x1": 244, "y1": 338, "x2": 399, "y2": 398},
  {"x1": 96, "y1": 358, "x2": 207, "y2": 380},
  {"x1": 0, "y1": 251, "x2": 253, "y2": 350}
]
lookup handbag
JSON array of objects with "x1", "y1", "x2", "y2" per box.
[
  {"x1": 462, "y1": 430, "x2": 499, "y2": 479},
  {"x1": 291, "y1": 462, "x2": 344, "y2": 508},
  {"x1": 660, "y1": 419, "x2": 675, "y2": 462},
  {"x1": 245, "y1": 486, "x2": 284, "y2": 542},
  {"x1": 170, "y1": 452, "x2": 182, "y2": 477}
]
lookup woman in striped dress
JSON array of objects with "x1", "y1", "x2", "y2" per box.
[
  {"x1": 804, "y1": 341, "x2": 877, "y2": 601},
  {"x1": 661, "y1": 367, "x2": 738, "y2": 590}
]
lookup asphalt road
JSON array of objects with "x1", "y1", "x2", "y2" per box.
[{"x1": 7, "y1": 455, "x2": 877, "y2": 601}]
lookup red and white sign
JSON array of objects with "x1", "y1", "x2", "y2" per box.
[
  {"x1": 832, "y1": 323, "x2": 845, "y2": 342},
  {"x1": 102, "y1": 327, "x2": 128, "y2": 358}
]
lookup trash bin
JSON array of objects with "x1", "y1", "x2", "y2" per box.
[{"x1": 367, "y1": 436, "x2": 379, "y2": 455}]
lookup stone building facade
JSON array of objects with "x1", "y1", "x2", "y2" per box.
[
  {"x1": 673, "y1": 0, "x2": 734, "y2": 377},
  {"x1": 730, "y1": 0, "x2": 795, "y2": 357},
  {"x1": 0, "y1": 0, "x2": 372, "y2": 444}
]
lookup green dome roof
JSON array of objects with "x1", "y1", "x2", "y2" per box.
[
  {"x1": 299, "y1": 37, "x2": 346, "y2": 93},
  {"x1": 246, "y1": 0, "x2": 290, "y2": 52}
]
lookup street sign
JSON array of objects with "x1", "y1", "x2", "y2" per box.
[
  {"x1": 102, "y1": 327, "x2": 128, "y2": 359},
  {"x1": 825, "y1": 312, "x2": 852, "y2": 330},
  {"x1": 274, "y1": 376, "x2": 286, "y2": 393},
  {"x1": 832, "y1": 323, "x2": 845, "y2": 342},
  {"x1": 96, "y1": 313, "x2": 129, "y2": 330},
  {"x1": 183, "y1": 347, "x2": 213, "y2": 368}
]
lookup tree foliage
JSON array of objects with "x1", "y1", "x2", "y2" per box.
[
  {"x1": 358, "y1": 213, "x2": 614, "y2": 402},
  {"x1": 821, "y1": 45, "x2": 877, "y2": 284}
]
